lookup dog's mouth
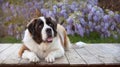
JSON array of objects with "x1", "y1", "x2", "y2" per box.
[
  {"x1": 43, "y1": 37, "x2": 53, "y2": 43},
  {"x1": 46, "y1": 37, "x2": 53, "y2": 43}
]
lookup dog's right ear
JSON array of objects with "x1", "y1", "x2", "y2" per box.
[
  {"x1": 27, "y1": 19, "x2": 37, "y2": 36},
  {"x1": 35, "y1": 8, "x2": 43, "y2": 18}
]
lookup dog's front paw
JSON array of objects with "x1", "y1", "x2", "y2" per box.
[
  {"x1": 21, "y1": 50, "x2": 40, "y2": 63},
  {"x1": 28, "y1": 52, "x2": 40, "y2": 63},
  {"x1": 29, "y1": 55, "x2": 40, "y2": 63},
  {"x1": 45, "y1": 55, "x2": 55, "y2": 63}
]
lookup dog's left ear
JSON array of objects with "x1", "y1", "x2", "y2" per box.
[{"x1": 27, "y1": 19, "x2": 36, "y2": 36}]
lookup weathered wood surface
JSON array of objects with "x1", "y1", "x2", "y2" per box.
[{"x1": 0, "y1": 43, "x2": 120, "y2": 66}]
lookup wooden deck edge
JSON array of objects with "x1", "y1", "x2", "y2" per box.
[{"x1": 0, "y1": 63, "x2": 120, "y2": 67}]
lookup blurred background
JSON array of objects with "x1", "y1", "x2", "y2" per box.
[{"x1": 0, "y1": 0, "x2": 120, "y2": 43}]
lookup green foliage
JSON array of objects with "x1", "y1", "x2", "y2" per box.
[
  {"x1": 0, "y1": 36, "x2": 21, "y2": 43},
  {"x1": 68, "y1": 32, "x2": 120, "y2": 43},
  {"x1": 0, "y1": 33, "x2": 120, "y2": 43}
]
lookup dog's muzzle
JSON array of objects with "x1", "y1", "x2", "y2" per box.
[{"x1": 45, "y1": 28, "x2": 53, "y2": 43}]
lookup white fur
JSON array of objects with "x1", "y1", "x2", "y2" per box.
[{"x1": 22, "y1": 50, "x2": 40, "y2": 62}]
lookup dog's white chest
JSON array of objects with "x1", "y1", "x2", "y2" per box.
[{"x1": 31, "y1": 43, "x2": 52, "y2": 58}]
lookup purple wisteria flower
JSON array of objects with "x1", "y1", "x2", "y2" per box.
[
  {"x1": 88, "y1": 12, "x2": 93, "y2": 21},
  {"x1": 70, "y1": 1, "x2": 78, "y2": 11},
  {"x1": 60, "y1": 9, "x2": 68, "y2": 19},
  {"x1": 5, "y1": 2, "x2": 9, "y2": 7},
  {"x1": 91, "y1": 6, "x2": 97, "y2": 13},
  {"x1": 103, "y1": 15, "x2": 110, "y2": 22},
  {"x1": 95, "y1": 25, "x2": 101, "y2": 31},
  {"x1": 10, "y1": 5, "x2": 16, "y2": 15},
  {"x1": 53, "y1": 5, "x2": 58, "y2": 14},
  {"x1": 87, "y1": 0, "x2": 98, "y2": 6},
  {"x1": 34, "y1": 2, "x2": 41, "y2": 8},
  {"x1": 66, "y1": 17, "x2": 73, "y2": 24},
  {"x1": 46, "y1": 11, "x2": 55, "y2": 18},
  {"x1": 110, "y1": 25, "x2": 115, "y2": 31},
  {"x1": 66, "y1": 25, "x2": 74, "y2": 35},
  {"x1": 114, "y1": 14, "x2": 120, "y2": 23},
  {"x1": 40, "y1": 8, "x2": 49, "y2": 16},
  {"x1": 87, "y1": 4, "x2": 92, "y2": 11},
  {"x1": 108, "y1": 11, "x2": 114, "y2": 16},
  {"x1": 75, "y1": 24, "x2": 84, "y2": 37},
  {"x1": 93, "y1": 15, "x2": 99, "y2": 22},
  {"x1": 5, "y1": 16, "x2": 12, "y2": 21},
  {"x1": 79, "y1": 18, "x2": 86, "y2": 27},
  {"x1": 25, "y1": 2, "x2": 33, "y2": 7}
]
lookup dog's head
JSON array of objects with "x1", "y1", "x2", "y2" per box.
[{"x1": 27, "y1": 16, "x2": 57, "y2": 44}]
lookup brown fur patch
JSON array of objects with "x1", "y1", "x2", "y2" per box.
[
  {"x1": 57, "y1": 24, "x2": 70, "y2": 50},
  {"x1": 59, "y1": 34, "x2": 64, "y2": 47},
  {"x1": 18, "y1": 44, "x2": 29, "y2": 57},
  {"x1": 63, "y1": 30, "x2": 67, "y2": 49}
]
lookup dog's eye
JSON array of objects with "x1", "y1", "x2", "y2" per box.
[
  {"x1": 48, "y1": 23, "x2": 52, "y2": 26},
  {"x1": 49, "y1": 24, "x2": 52, "y2": 26}
]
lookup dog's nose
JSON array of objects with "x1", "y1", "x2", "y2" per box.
[
  {"x1": 46, "y1": 28, "x2": 52, "y2": 33},
  {"x1": 46, "y1": 28, "x2": 52, "y2": 37}
]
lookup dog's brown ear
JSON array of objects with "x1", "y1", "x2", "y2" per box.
[
  {"x1": 27, "y1": 18, "x2": 43, "y2": 44},
  {"x1": 35, "y1": 8, "x2": 43, "y2": 18},
  {"x1": 27, "y1": 19, "x2": 37, "y2": 36}
]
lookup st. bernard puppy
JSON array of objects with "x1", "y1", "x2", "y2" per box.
[{"x1": 18, "y1": 16, "x2": 71, "y2": 63}]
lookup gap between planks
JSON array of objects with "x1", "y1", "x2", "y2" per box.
[{"x1": 0, "y1": 44, "x2": 12, "y2": 53}]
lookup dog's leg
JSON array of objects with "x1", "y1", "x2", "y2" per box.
[
  {"x1": 18, "y1": 44, "x2": 29, "y2": 57},
  {"x1": 22, "y1": 50, "x2": 40, "y2": 62},
  {"x1": 45, "y1": 49, "x2": 64, "y2": 63},
  {"x1": 63, "y1": 30, "x2": 71, "y2": 51},
  {"x1": 65, "y1": 36, "x2": 72, "y2": 50}
]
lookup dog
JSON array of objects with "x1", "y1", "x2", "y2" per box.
[{"x1": 18, "y1": 16, "x2": 71, "y2": 63}]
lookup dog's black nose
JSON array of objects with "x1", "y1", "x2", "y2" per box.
[
  {"x1": 46, "y1": 28, "x2": 52, "y2": 37},
  {"x1": 46, "y1": 28, "x2": 52, "y2": 33}
]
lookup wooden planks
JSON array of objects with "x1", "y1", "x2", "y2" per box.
[
  {"x1": 0, "y1": 44, "x2": 21, "y2": 63},
  {"x1": 75, "y1": 47, "x2": 103, "y2": 64},
  {"x1": 90, "y1": 44, "x2": 120, "y2": 63},
  {"x1": 54, "y1": 55, "x2": 69, "y2": 64},
  {"x1": 2, "y1": 44, "x2": 22, "y2": 64},
  {"x1": 65, "y1": 49, "x2": 86, "y2": 64},
  {"x1": 0, "y1": 44, "x2": 12, "y2": 53},
  {"x1": 0, "y1": 43, "x2": 120, "y2": 65},
  {"x1": 19, "y1": 59, "x2": 30, "y2": 64},
  {"x1": 84, "y1": 45, "x2": 114, "y2": 64}
]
